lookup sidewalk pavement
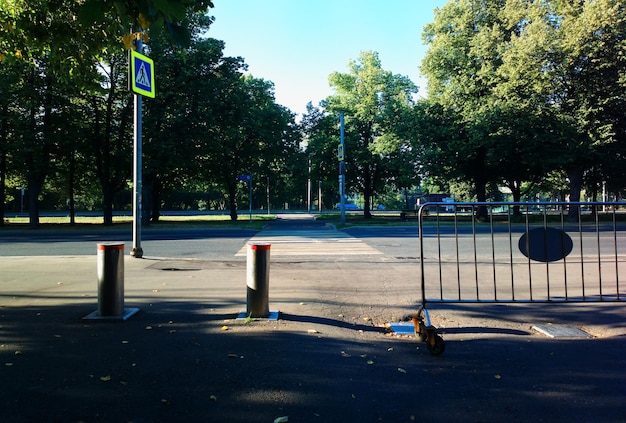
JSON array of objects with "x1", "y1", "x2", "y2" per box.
[{"x1": 1, "y1": 250, "x2": 625, "y2": 422}]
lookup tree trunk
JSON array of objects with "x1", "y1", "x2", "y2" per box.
[
  {"x1": 0, "y1": 103, "x2": 7, "y2": 226},
  {"x1": 68, "y1": 150, "x2": 75, "y2": 225},
  {"x1": 473, "y1": 149, "x2": 489, "y2": 221},
  {"x1": 0, "y1": 147, "x2": 7, "y2": 226},
  {"x1": 363, "y1": 165, "x2": 372, "y2": 219},
  {"x1": 566, "y1": 168, "x2": 583, "y2": 222},
  {"x1": 508, "y1": 179, "x2": 523, "y2": 216},
  {"x1": 474, "y1": 179, "x2": 489, "y2": 221},
  {"x1": 27, "y1": 171, "x2": 42, "y2": 229},
  {"x1": 102, "y1": 180, "x2": 114, "y2": 226},
  {"x1": 149, "y1": 175, "x2": 161, "y2": 223},
  {"x1": 0, "y1": 149, "x2": 5, "y2": 226},
  {"x1": 228, "y1": 181, "x2": 238, "y2": 221}
]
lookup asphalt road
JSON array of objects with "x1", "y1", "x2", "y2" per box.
[
  {"x1": 1, "y1": 217, "x2": 626, "y2": 422},
  {"x1": 0, "y1": 225, "x2": 425, "y2": 261},
  {"x1": 0, "y1": 228, "x2": 258, "y2": 259}
]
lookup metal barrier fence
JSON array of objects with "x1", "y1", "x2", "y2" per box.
[{"x1": 418, "y1": 202, "x2": 625, "y2": 306}]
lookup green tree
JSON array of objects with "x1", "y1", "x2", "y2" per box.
[
  {"x1": 0, "y1": 60, "x2": 24, "y2": 224},
  {"x1": 301, "y1": 102, "x2": 341, "y2": 210},
  {"x1": 141, "y1": 13, "x2": 241, "y2": 221},
  {"x1": 326, "y1": 51, "x2": 418, "y2": 218},
  {"x1": 1, "y1": 0, "x2": 214, "y2": 65},
  {"x1": 198, "y1": 74, "x2": 299, "y2": 220},
  {"x1": 553, "y1": 0, "x2": 626, "y2": 216},
  {"x1": 420, "y1": 0, "x2": 543, "y2": 213},
  {"x1": 420, "y1": 0, "x2": 626, "y2": 219}
]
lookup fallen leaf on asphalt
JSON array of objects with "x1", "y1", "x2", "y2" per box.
[
  {"x1": 273, "y1": 416, "x2": 288, "y2": 423},
  {"x1": 100, "y1": 375, "x2": 111, "y2": 382}
]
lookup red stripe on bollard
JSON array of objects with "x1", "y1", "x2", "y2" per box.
[
  {"x1": 250, "y1": 244, "x2": 271, "y2": 251},
  {"x1": 97, "y1": 244, "x2": 125, "y2": 251}
]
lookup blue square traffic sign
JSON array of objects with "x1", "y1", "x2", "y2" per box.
[{"x1": 129, "y1": 50, "x2": 155, "y2": 98}]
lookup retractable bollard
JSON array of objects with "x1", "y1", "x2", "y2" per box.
[
  {"x1": 83, "y1": 243, "x2": 139, "y2": 321},
  {"x1": 246, "y1": 243, "x2": 271, "y2": 318},
  {"x1": 97, "y1": 243, "x2": 124, "y2": 316}
]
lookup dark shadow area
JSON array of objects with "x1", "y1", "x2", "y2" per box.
[
  {"x1": 1, "y1": 299, "x2": 625, "y2": 423},
  {"x1": 438, "y1": 326, "x2": 530, "y2": 336},
  {"x1": 424, "y1": 302, "x2": 626, "y2": 333},
  {"x1": 278, "y1": 313, "x2": 384, "y2": 333}
]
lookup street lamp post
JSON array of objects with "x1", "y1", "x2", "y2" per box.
[
  {"x1": 130, "y1": 30, "x2": 144, "y2": 258},
  {"x1": 307, "y1": 156, "x2": 312, "y2": 213},
  {"x1": 339, "y1": 113, "x2": 346, "y2": 225}
]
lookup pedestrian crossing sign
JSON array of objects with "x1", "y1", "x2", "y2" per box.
[{"x1": 129, "y1": 50, "x2": 155, "y2": 98}]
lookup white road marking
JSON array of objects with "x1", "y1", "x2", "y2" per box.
[{"x1": 235, "y1": 230, "x2": 382, "y2": 256}]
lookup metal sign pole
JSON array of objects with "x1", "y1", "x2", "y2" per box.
[
  {"x1": 131, "y1": 32, "x2": 143, "y2": 258},
  {"x1": 339, "y1": 113, "x2": 346, "y2": 225}
]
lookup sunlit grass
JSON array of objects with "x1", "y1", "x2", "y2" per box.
[{"x1": 1, "y1": 214, "x2": 276, "y2": 230}]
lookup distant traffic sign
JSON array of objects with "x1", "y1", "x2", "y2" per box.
[{"x1": 129, "y1": 50, "x2": 155, "y2": 98}]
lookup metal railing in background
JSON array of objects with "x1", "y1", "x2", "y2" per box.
[{"x1": 418, "y1": 202, "x2": 625, "y2": 306}]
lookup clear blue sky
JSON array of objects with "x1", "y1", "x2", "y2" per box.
[{"x1": 207, "y1": 0, "x2": 448, "y2": 117}]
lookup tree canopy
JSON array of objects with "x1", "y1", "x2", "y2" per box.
[
  {"x1": 323, "y1": 51, "x2": 418, "y2": 217},
  {"x1": 419, "y1": 0, "x2": 625, "y2": 217}
]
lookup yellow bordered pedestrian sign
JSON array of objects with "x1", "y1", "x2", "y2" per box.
[
  {"x1": 338, "y1": 144, "x2": 344, "y2": 161},
  {"x1": 129, "y1": 50, "x2": 155, "y2": 98}
]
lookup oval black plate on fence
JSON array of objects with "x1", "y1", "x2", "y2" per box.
[{"x1": 518, "y1": 227, "x2": 573, "y2": 262}]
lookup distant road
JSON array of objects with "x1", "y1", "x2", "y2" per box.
[{"x1": 0, "y1": 228, "x2": 258, "y2": 259}]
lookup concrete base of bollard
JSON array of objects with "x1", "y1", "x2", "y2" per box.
[
  {"x1": 236, "y1": 310, "x2": 280, "y2": 321},
  {"x1": 83, "y1": 307, "x2": 140, "y2": 321}
]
